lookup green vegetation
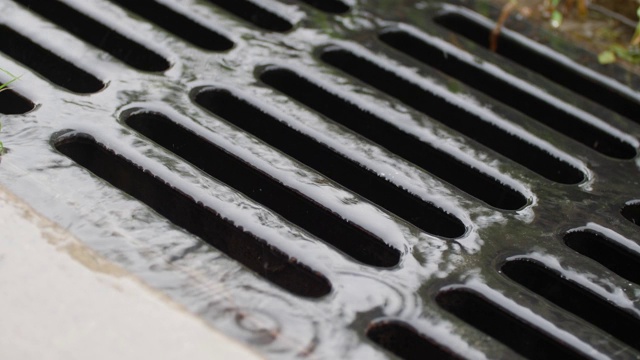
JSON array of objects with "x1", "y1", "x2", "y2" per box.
[
  {"x1": 491, "y1": 0, "x2": 587, "y2": 51},
  {"x1": 598, "y1": 6, "x2": 640, "y2": 64},
  {"x1": 493, "y1": 0, "x2": 640, "y2": 65},
  {"x1": 0, "y1": 68, "x2": 20, "y2": 155}
]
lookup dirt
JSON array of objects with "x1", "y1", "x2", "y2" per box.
[
  {"x1": 490, "y1": 0, "x2": 640, "y2": 72},
  {"x1": 593, "y1": 0, "x2": 638, "y2": 19}
]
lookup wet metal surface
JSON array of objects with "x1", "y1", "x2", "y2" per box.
[{"x1": 2, "y1": 0, "x2": 640, "y2": 358}]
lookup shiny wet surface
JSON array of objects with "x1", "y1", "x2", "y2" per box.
[{"x1": 2, "y1": 0, "x2": 640, "y2": 358}]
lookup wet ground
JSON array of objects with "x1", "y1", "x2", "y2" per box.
[{"x1": 1, "y1": 0, "x2": 640, "y2": 359}]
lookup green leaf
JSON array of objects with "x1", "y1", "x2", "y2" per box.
[
  {"x1": 551, "y1": 10, "x2": 563, "y2": 28},
  {"x1": 0, "y1": 75, "x2": 19, "y2": 92},
  {"x1": 598, "y1": 50, "x2": 616, "y2": 64},
  {"x1": 605, "y1": 44, "x2": 640, "y2": 64},
  {"x1": 611, "y1": 44, "x2": 627, "y2": 56},
  {"x1": 633, "y1": 6, "x2": 640, "y2": 45}
]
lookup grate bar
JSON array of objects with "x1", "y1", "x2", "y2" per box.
[
  {"x1": 319, "y1": 46, "x2": 585, "y2": 185},
  {"x1": 125, "y1": 110, "x2": 401, "y2": 267},
  {"x1": 621, "y1": 201, "x2": 640, "y2": 228},
  {"x1": 202, "y1": 0, "x2": 293, "y2": 32},
  {"x1": 0, "y1": 84, "x2": 34, "y2": 115},
  {"x1": 12, "y1": 0, "x2": 170, "y2": 72},
  {"x1": 502, "y1": 259, "x2": 640, "y2": 351},
  {"x1": 259, "y1": 67, "x2": 528, "y2": 210},
  {"x1": 106, "y1": 0, "x2": 234, "y2": 51},
  {"x1": 436, "y1": 288, "x2": 589, "y2": 360},
  {"x1": 564, "y1": 229, "x2": 640, "y2": 285},
  {"x1": 378, "y1": 28, "x2": 636, "y2": 159},
  {"x1": 296, "y1": 0, "x2": 350, "y2": 14},
  {"x1": 54, "y1": 133, "x2": 332, "y2": 298},
  {"x1": 193, "y1": 87, "x2": 467, "y2": 238},
  {"x1": 434, "y1": 11, "x2": 640, "y2": 123},
  {"x1": 366, "y1": 320, "x2": 463, "y2": 360},
  {"x1": 0, "y1": 25, "x2": 104, "y2": 94},
  {"x1": 0, "y1": 73, "x2": 36, "y2": 115}
]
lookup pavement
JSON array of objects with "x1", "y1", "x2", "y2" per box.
[{"x1": 0, "y1": 183, "x2": 262, "y2": 360}]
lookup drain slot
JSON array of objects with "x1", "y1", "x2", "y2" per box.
[
  {"x1": 125, "y1": 111, "x2": 400, "y2": 267},
  {"x1": 366, "y1": 320, "x2": 462, "y2": 360},
  {"x1": 0, "y1": 25, "x2": 104, "y2": 94},
  {"x1": 106, "y1": 0, "x2": 233, "y2": 51},
  {"x1": 436, "y1": 289, "x2": 588, "y2": 360},
  {"x1": 320, "y1": 47, "x2": 584, "y2": 185},
  {"x1": 259, "y1": 67, "x2": 527, "y2": 210},
  {"x1": 564, "y1": 230, "x2": 640, "y2": 285},
  {"x1": 55, "y1": 133, "x2": 332, "y2": 298},
  {"x1": 193, "y1": 88, "x2": 467, "y2": 238},
  {"x1": 202, "y1": 0, "x2": 293, "y2": 32},
  {"x1": 502, "y1": 259, "x2": 640, "y2": 351},
  {"x1": 378, "y1": 29, "x2": 636, "y2": 160},
  {"x1": 12, "y1": 0, "x2": 170, "y2": 72},
  {"x1": 0, "y1": 89, "x2": 34, "y2": 115},
  {"x1": 297, "y1": 0, "x2": 350, "y2": 14},
  {"x1": 621, "y1": 202, "x2": 640, "y2": 227},
  {"x1": 434, "y1": 12, "x2": 640, "y2": 123}
]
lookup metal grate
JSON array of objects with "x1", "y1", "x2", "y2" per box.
[{"x1": 2, "y1": 0, "x2": 640, "y2": 358}]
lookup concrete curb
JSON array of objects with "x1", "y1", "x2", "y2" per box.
[{"x1": 0, "y1": 183, "x2": 262, "y2": 360}]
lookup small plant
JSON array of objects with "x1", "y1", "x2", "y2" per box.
[
  {"x1": 492, "y1": 0, "x2": 588, "y2": 50},
  {"x1": 492, "y1": 0, "x2": 640, "y2": 65},
  {"x1": 492, "y1": 0, "x2": 588, "y2": 40},
  {"x1": 490, "y1": 0, "x2": 518, "y2": 51},
  {"x1": 0, "y1": 67, "x2": 20, "y2": 154},
  {"x1": 598, "y1": 6, "x2": 640, "y2": 64}
]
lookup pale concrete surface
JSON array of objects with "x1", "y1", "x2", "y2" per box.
[{"x1": 0, "y1": 184, "x2": 262, "y2": 360}]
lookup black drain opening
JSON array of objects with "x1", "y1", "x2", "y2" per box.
[
  {"x1": 621, "y1": 202, "x2": 640, "y2": 227},
  {"x1": 564, "y1": 229, "x2": 640, "y2": 285},
  {"x1": 0, "y1": 25, "x2": 104, "y2": 94},
  {"x1": 203, "y1": 0, "x2": 293, "y2": 32},
  {"x1": 436, "y1": 289, "x2": 588, "y2": 360},
  {"x1": 366, "y1": 320, "x2": 462, "y2": 360},
  {"x1": 319, "y1": 47, "x2": 585, "y2": 185},
  {"x1": 434, "y1": 11, "x2": 640, "y2": 124},
  {"x1": 55, "y1": 133, "x2": 332, "y2": 298},
  {"x1": 12, "y1": 0, "x2": 170, "y2": 72},
  {"x1": 106, "y1": 0, "x2": 234, "y2": 51},
  {"x1": 297, "y1": 0, "x2": 350, "y2": 14},
  {"x1": 125, "y1": 111, "x2": 400, "y2": 268},
  {"x1": 502, "y1": 259, "x2": 640, "y2": 351},
  {"x1": 193, "y1": 88, "x2": 467, "y2": 238},
  {"x1": 378, "y1": 29, "x2": 636, "y2": 160},
  {"x1": 259, "y1": 67, "x2": 528, "y2": 210},
  {"x1": 0, "y1": 88, "x2": 34, "y2": 115}
]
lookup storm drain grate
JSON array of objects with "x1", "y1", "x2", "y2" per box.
[{"x1": 3, "y1": 0, "x2": 640, "y2": 359}]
